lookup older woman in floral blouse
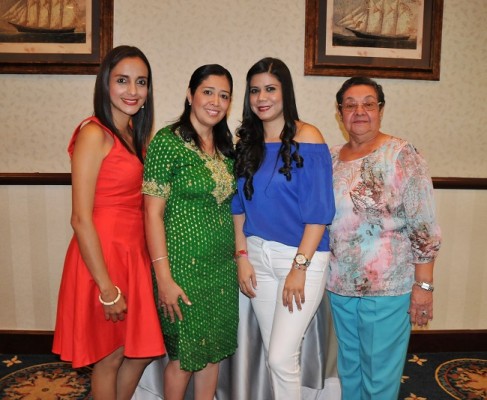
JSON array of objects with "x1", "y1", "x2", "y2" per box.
[{"x1": 326, "y1": 77, "x2": 441, "y2": 400}]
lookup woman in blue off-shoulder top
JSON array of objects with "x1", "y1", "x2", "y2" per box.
[{"x1": 231, "y1": 57, "x2": 336, "y2": 400}]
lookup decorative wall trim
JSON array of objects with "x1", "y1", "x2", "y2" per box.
[
  {"x1": 0, "y1": 174, "x2": 486, "y2": 190},
  {"x1": 408, "y1": 330, "x2": 487, "y2": 353},
  {"x1": 0, "y1": 173, "x2": 71, "y2": 185},
  {"x1": 1, "y1": 329, "x2": 486, "y2": 354},
  {"x1": 0, "y1": 330, "x2": 55, "y2": 354},
  {"x1": 432, "y1": 177, "x2": 487, "y2": 190}
]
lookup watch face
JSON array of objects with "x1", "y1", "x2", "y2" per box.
[
  {"x1": 416, "y1": 281, "x2": 434, "y2": 291},
  {"x1": 295, "y1": 254, "x2": 307, "y2": 264}
]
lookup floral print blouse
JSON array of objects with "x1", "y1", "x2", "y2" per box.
[{"x1": 326, "y1": 136, "x2": 441, "y2": 297}]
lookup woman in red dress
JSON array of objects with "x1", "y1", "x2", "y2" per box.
[{"x1": 53, "y1": 46, "x2": 165, "y2": 400}]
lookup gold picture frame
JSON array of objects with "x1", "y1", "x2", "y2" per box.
[
  {"x1": 0, "y1": 0, "x2": 113, "y2": 74},
  {"x1": 305, "y1": 0, "x2": 444, "y2": 80}
]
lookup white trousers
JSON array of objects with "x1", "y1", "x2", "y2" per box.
[{"x1": 247, "y1": 236, "x2": 329, "y2": 400}]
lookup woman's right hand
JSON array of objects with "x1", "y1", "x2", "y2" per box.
[
  {"x1": 237, "y1": 259, "x2": 257, "y2": 298},
  {"x1": 157, "y1": 278, "x2": 191, "y2": 323}
]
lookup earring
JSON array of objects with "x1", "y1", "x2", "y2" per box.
[
  {"x1": 188, "y1": 102, "x2": 192, "y2": 106},
  {"x1": 141, "y1": 104, "x2": 145, "y2": 109}
]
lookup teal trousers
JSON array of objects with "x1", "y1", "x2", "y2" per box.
[{"x1": 328, "y1": 291, "x2": 411, "y2": 400}]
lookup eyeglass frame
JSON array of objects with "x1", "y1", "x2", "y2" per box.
[{"x1": 338, "y1": 101, "x2": 383, "y2": 113}]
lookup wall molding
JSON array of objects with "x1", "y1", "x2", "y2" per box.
[
  {"x1": 1, "y1": 173, "x2": 487, "y2": 190},
  {"x1": 0, "y1": 173, "x2": 71, "y2": 185},
  {"x1": 408, "y1": 330, "x2": 487, "y2": 353},
  {"x1": 432, "y1": 177, "x2": 487, "y2": 190},
  {"x1": 0, "y1": 330, "x2": 55, "y2": 354},
  {"x1": 1, "y1": 329, "x2": 486, "y2": 355}
]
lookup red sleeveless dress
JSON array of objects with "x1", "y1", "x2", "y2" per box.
[{"x1": 53, "y1": 117, "x2": 165, "y2": 368}]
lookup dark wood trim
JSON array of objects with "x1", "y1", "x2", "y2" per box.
[
  {"x1": 1, "y1": 329, "x2": 486, "y2": 354},
  {"x1": 0, "y1": 173, "x2": 486, "y2": 190},
  {"x1": 408, "y1": 330, "x2": 487, "y2": 353},
  {"x1": 0, "y1": 173, "x2": 71, "y2": 185},
  {"x1": 432, "y1": 177, "x2": 487, "y2": 190},
  {"x1": 0, "y1": 330, "x2": 54, "y2": 354}
]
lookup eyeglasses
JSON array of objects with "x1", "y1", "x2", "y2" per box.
[{"x1": 339, "y1": 101, "x2": 382, "y2": 113}]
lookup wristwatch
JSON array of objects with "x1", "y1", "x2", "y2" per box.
[
  {"x1": 293, "y1": 253, "x2": 311, "y2": 271},
  {"x1": 414, "y1": 281, "x2": 434, "y2": 292}
]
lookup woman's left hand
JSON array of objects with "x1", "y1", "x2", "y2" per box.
[
  {"x1": 102, "y1": 295, "x2": 127, "y2": 322},
  {"x1": 282, "y1": 268, "x2": 306, "y2": 312},
  {"x1": 409, "y1": 285, "x2": 433, "y2": 327}
]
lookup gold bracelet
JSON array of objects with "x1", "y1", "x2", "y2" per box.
[
  {"x1": 99, "y1": 286, "x2": 122, "y2": 306},
  {"x1": 152, "y1": 255, "x2": 168, "y2": 263}
]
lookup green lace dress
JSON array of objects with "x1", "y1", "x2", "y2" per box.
[{"x1": 142, "y1": 126, "x2": 238, "y2": 371}]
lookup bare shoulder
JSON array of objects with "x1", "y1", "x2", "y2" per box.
[
  {"x1": 74, "y1": 121, "x2": 113, "y2": 156},
  {"x1": 295, "y1": 121, "x2": 325, "y2": 144},
  {"x1": 78, "y1": 120, "x2": 109, "y2": 139}
]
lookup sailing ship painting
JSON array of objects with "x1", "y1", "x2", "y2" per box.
[
  {"x1": 0, "y1": 0, "x2": 86, "y2": 43},
  {"x1": 333, "y1": 0, "x2": 420, "y2": 49}
]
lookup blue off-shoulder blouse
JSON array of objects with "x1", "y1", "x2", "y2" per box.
[{"x1": 231, "y1": 142, "x2": 335, "y2": 251}]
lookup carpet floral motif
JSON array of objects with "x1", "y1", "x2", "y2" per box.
[
  {"x1": 1, "y1": 352, "x2": 486, "y2": 399},
  {"x1": 0, "y1": 361, "x2": 92, "y2": 399},
  {"x1": 435, "y1": 358, "x2": 487, "y2": 400},
  {"x1": 399, "y1": 352, "x2": 487, "y2": 399}
]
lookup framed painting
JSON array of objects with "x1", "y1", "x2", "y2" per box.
[
  {"x1": 305, "y1": 0, "x2": 444, "y2": 80},
  {"x1": 0, "y1": 0, "x2": 113, "y2": 74}
]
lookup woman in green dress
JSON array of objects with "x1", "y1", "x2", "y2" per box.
[{"x1": 142, "y1": 64, "x2": 238, "y2": 400}]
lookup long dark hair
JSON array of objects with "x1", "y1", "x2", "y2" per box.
[
  {"x1": 94, "y1": 45, "x2": 154, "y2": 163},
  {"x1": 171, "y1": 64, "x2": 235, "y2": 159},
  {"x1": 234, "y1": 57, "x2": 302, "y2": 200}
]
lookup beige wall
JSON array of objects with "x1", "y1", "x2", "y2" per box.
[
  {"x1": 1, "y1": 0, "x2": 486, "y2": 176},
  {"x1": 1, "y1": 0, "x2": 487, "y2": 331},
  {"x1": 1, "y1": 185, "x2": 486, "y2": 331}
]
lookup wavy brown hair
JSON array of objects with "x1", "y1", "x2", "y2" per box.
[{"x1": 234, "y1": 57, "x2": 302, "y2": 200}]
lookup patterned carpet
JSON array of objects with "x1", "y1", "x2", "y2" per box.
[
  {"x1": 1, "y1": 352, "x2": 486, "y2": 399},
  {"x1": 0, "y1": 354, "x2": 92, "y2": 399},
  {"x1": 398, "y1": 352, "x2": 487, "y2": 399}
]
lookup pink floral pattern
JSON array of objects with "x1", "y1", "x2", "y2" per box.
[{"x1": 327, "y1": 137, "x2": 441, "y2": 296}]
